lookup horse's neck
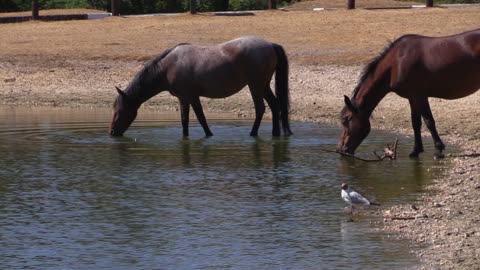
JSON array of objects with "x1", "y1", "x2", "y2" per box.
[
  {"x1": 137, "y1": 86, "x2": 162, "y2": 104},
  {"x1": 123, "y1": 86, "x2": 161, "y2": 109},
  {"x1": 355, "y1": 72, "x2": 391, "y2": 116},
  {"x1": 126, "y1": 77, "x2": 163, "y2": 105}
]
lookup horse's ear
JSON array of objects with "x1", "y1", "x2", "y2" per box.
[
  {"x1": 116, "y1": 86, "x2": 126, "y2": 97},
  {"x1": 344, "y1": 95, "x2": 358, "y2": 113}
]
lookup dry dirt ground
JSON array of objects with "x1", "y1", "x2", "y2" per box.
[{"x1": 1, "y1": 2, "x2": 480, "y2": 269}]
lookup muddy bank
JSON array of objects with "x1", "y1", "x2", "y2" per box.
[{"x1": 1, "y1": 58, "x2": 480, "y2": 269}]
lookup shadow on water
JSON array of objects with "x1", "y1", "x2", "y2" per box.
[{"x1": 0, "y1": 107, "x2": 450, "y2": 270}]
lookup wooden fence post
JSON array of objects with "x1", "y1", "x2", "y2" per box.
[
  {"x1": 268, "y1": 0, "x2": 277, "y2": 9},
  {"x1": 190, "y1": 0, "x2": 197, "y2": 14},
  {"x1": 347, "y1": 0, "x2": 355, "y2": 9},
  {"x1": 426, "y1": 0, "x2": 433, "y2": 7},
  {"x1": 111, "y1": 0, "x2": 120, "y2": 16},
  {"x1": 32, "y1": 0, "x2": 39, "y2": 20}
]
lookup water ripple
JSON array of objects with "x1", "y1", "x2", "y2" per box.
[{"x1": 0, "y1": 113, "x2": 445, "y2": 270}]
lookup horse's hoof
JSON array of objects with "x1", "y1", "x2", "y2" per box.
[
  {"x1": 434, "y1": 152, "x2": 445, "y2": 160},
  {"x1": 409, "y1": 151, "x2": 420, "y2": 158}
]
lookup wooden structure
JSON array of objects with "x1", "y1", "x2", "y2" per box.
[
  {"x1": 111, "y1": 0, "x2": 120, "y2": 16},
  {"x1": 268, "y1": 0, "x2": 277, "y2": 9},
  {"x1": 190, "y1": 0, "x2": 197, "y2": 14},
  {"x1": 347, "y1": 0, "x2": 434, "y2": 9},
  {"x1": 347, "y1": 0, "x2": 355, "y2": 9},
  {"x1": 32, "y1": 0, "x2": 39, "y2": 19}
]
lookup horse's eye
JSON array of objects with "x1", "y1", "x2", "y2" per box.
[{"x1": 342, "y1": 116, "x2": 351, "y2": 125}]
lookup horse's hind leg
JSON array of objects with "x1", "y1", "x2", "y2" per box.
[
  {"x1": 249, "y1": 86, "x2": 266, "y2": 137},
  {"x1": 179, "y1": 98, "x2": 190, "y2": 137},
  {"x1": 264, "y1": 86, "x2": 280, "y2": 136},
  {"x1": 420, "y1": 99, "x2": 445, "y2": 159},
  {"x1": 408, "y1": 98, "x2": 424, "y2": 157},
  {"x1": 190, "y1": 96, "x2": 213, "y2": 137}
]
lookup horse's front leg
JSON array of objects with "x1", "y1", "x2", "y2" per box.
[
  {"x1": 421, "y1": 99, "x2": 445, "y2": 159},
  {"x1": 179, "y1": 98, "x2": 190, "y2": 137},
  {"x1": 408, "y1": 98, "x2": 424, "y2": 157},
  {"x1": 263, "y1": 87, "x2": 280, "y2": 136},
  {"x1": 190, "y1": 96, "x2": 213, "y2": 137}
]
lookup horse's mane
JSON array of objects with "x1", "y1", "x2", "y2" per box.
[
  {"x1": 339, "y1": 35, "x2": 418, "y2": 119},
  {"x1": 351, "y1": 34, "x2": 417, "y2": 101},
  {"x1": 143, "y1": 42, "x2": 191, "y2": 70},
  {"x1": 125, "y1": 43, "x2": 190, "y2": 101}
]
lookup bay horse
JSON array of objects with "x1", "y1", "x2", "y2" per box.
[
  {"x1": 109, "y1": 36, "x2": 292, "y2": 138},
  {"x1": 337, "y1": 29, "x2": 480, "y2": 158}
]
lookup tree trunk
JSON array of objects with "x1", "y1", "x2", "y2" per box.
[
  {"x1": 32, "y1": 0, "x2": 39, "y2": 20},
  {"x1": 190, "y1": 0, "x2": 196, "y2": 14},
  {"x1": 268, "y1": 0, "x2": 277, "y2": 9},
  {"x1": 347, "y1": 0, "x2": 355, "y2": 9},
  {"x1": 111, "y1": 0, "x2": 120, "y2": 16}
]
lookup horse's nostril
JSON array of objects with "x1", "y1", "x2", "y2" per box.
[{"x1": 338, "y1": 145, "x2": 348, "y2": 154}]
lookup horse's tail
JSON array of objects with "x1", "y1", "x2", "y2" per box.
[{"x1": 273, "y1": 43, "x2": 292, "y2": 136}]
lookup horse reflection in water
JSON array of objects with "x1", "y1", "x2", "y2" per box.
[
  {"x1": 337, "y1": 28, "x2": 480, "y2": 158},
  {"x1": 110, "y1": 36, "x2": 292, "y2": 138}
]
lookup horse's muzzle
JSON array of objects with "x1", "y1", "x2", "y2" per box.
[
  {"x1": 109, "y1": 129, "x2": 123, "y2": 137},
  {"x1": 337, "y1": 146, "x2": 354, "y2": 155}
]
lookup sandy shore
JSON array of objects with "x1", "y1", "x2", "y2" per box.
[{"x1": 1, "y1": 57, "x2": 479, "y2": 268}]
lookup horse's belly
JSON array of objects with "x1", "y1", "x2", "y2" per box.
[
  {"x1": 398, "y1": 62, "x2": 480, "y2": 99},
  {"x1": 199, "y1": 80, "x2": 247, "y2": 99},
  {"x1": 430, "y1": 69, "x2": 480, "y2": 99},
  {"x1": 433, "y1": 83, "x2": 480, "y2": 99}
]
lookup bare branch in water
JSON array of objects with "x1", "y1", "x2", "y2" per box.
[
  {"x1": 339, "y1": 151, "x2": 383, "y2": 162},
  {"x1": 321, "y1": 138, "x2": 399, "y2": 162},
  {"x1": 374, "y1": 138, "x2": 399, "y2": 160}
]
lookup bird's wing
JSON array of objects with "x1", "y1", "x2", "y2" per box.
[
  {"x1": 341, "y1": 190, "x2": 352, "y2": 204},
  {"x1": 349, "y1": 190, "x2": 370, "y2": 205}
]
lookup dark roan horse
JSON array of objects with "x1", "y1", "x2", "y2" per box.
[
  {"x1": 338, "y1": 28, "x2": 480, "y2": 158},
  {"x1": 110, "y1": 36, "x2": 292, "y2": 137}
]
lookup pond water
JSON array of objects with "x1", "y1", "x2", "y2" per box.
[{"x1": 0, "y1": 106, "x2": 445, "y2": 270}]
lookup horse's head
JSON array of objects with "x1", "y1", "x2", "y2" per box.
[
  {"x1": 110, "y1": 87, "x2": 139, "y2": 137},
  {"x1": 337, "y1": 95, "x2": 371, "y2": 155}
]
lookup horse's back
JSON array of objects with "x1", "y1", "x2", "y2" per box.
[
  {"x1": 164, "y1": 36, "x2": 278, "y2": 98},
  {"x1": 220, "y1": 36, "x2": 278, "y2": 69},
  {"x1": 390, "y1": 30, "x2": 480, "y2": 99}
]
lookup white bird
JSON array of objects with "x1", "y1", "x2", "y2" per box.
[{"x1": 341, "y1": 183, "x2": 379, "y2": 214}]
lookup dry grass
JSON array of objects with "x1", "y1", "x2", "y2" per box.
[{"x1": 0, "y1": 5, "x2": 479, "y2": 65}]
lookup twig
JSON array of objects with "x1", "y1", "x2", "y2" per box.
[
  {"x1": 318, "y1": 147, "x2": 399, "y2": 162},
  {"x1": 337, "y1": 151, "x2": 383, "y2": 162},
  {"x1": 373, "y1": 151, "x2": 383, "y2": 159},
  {"x1": 393, "y1": 137, "x2": 399, "y2": 160},
  {"x1": 390, "y1": 216, "x2": 416, "y2": 220},
  {"x1": 317, "y1": 148, "x2": 383, "y2": 162},
  {"x1": 373, "y1": 138, "x2": 400, "y2": 160}
]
